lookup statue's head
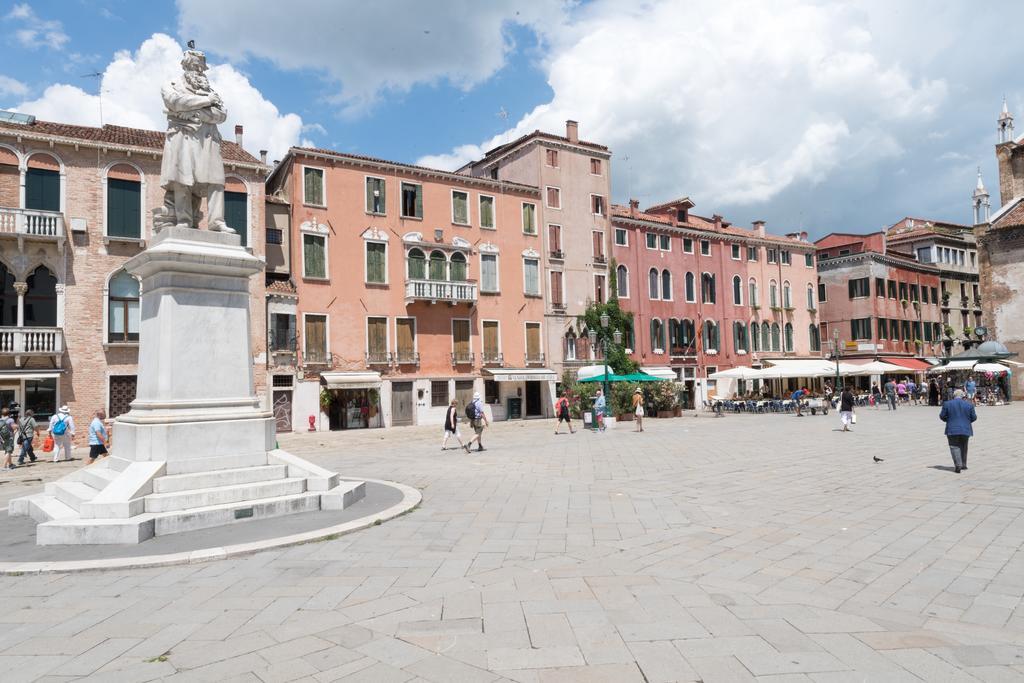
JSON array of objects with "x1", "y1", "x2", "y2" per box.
[{"x1": 180, "y1": 48, "x2": 212, "y2": 93}]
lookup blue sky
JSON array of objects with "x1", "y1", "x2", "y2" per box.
[{"x1": 1, "y1": 0, "x2": 1020, "y2": 237}]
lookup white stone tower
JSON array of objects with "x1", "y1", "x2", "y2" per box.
[
  {"x1": 973, "y1": 168, "x2": 991, "y2": 225},
  {"x1": 998, "y1": 98, "x2": 1014, "y2": 144}
]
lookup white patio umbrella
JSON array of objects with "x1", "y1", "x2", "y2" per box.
[
  {"x1": 841, "y1": 361, "x2": 906, "y2": 376},
  {"x1": 708, "y1": 366, "x2": 760, "y2": 380}
]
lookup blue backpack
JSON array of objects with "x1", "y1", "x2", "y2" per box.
[{"x1": 52, "y1": 415, "x2": 67, "y2": 436}]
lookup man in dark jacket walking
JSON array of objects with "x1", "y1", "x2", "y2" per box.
[{"x1": 939, "y1": 389, "x2": 977, "y2": 473}]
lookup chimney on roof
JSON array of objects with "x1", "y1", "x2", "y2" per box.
[
  {"x1": 753, "y1": 220, "x2": 766, "y2": 237},
  {"x1": 234, "y1": 124, "x2": 243, "y2": 147},
  {"x1": 628, "y1": 198, "x2": 639, "y2": 218},
  {"x1": 566, "y1": 120, "x2": 578, "y2": 143},
  {"x1": 259, "y1": 149, "x2": 268, "y2": 165},
  {"x1": 712, "y1": 214, "x2": 723, "y2": 230}
]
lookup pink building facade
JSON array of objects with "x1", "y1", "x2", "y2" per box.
[
  {"x1": 611, "y1": 199, "x2": 820, "y2": 403},
  {"x1": 267, "y1": 147, "x2": 555, "y2": 430}
]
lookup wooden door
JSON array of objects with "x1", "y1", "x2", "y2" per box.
[
  {"x1": 272, "y1": 390, "x2": 292, "y2": 433},
  {"x1": 391, "y1": 382, "x2": 413, "y2": 426},
  {"x1": 525, "y1": 382, "x2": 542, "y2": 416},
  {"x1": 455, "y1": 380, "x2": 474, "y2": 411}
]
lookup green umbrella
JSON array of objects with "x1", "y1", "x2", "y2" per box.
[{"x1": 579, "y1": 372, "x2": 664, "y2": 383}]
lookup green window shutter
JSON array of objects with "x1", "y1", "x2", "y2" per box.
[
  {"x1": 26, "y1": 168, "x2": 60, "y2": 212},
  {"x1": 366, "y1": 179, "x2": 374, "y2": 213},
  {"x1": 414, "y1": 185, "x2": 423, "y2": 218},
  {"x1": 107, "y1": 178, "x2": 141, "y2": 238},
  {"x1": 224, "y1": 191, "x2": 247, "y2": 246},
  {"x1": 366, "y1": 243, "x2": 385, "y2": 283}
]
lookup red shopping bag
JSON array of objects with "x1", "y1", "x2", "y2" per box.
[{"x1": 42, "y1": 435, "x2": 54, "y2": 452}]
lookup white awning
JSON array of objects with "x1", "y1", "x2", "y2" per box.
[
  {"x1": 641, "y1": 366, "x2": 678, "y2": 380},
  {"x1": 760, "y1": 359, "x2": 837, "y2": 378},
  {"x1": 929, "y1": 360, "x2": 977, "y2": 373},
  {"x1": 708, "y1": 366, "x2": 759, "y2": 380},
  {"x1": 974, "y1": 362, "x2": 1010, "y2": 374},
  {"x1": 577, "y1": 365, "x2": 610, "y2": 381},
  {"x1": 840, "y1": 361, "x2": 907, "y2": 376},
  {"x1": 485, "y1": 368, "x2": 557, "y2": 382},
  {"x1": 320, "y1": 371, "x2": 382, "y2": 390}
]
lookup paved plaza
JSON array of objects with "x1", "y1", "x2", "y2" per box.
[{"x1": 2, "y1": 404, "x2": 1024, "y2": 682}]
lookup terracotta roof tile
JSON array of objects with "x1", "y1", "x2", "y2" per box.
[
  {"x1": 644, "y1": 196, "x2": 694, "y2": 213},
  {"x1": 0, "y1": 118, "x2": 260, "y2": 164},
  {"x1": 610, "y1": 205, "x2": 811, "y2": 246},
  {"x1": 480, "y1": 129, "x2": 609, "y2": 160},
  {"x1": 266, "y1": 279, "x2": 297, "y2": 295},
  {"x1": 992, "y1": 200, "x2": 1024, "y2": 228}
]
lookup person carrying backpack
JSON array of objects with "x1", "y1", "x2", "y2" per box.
[
  {"x1": 553, "y1": 392, "x2": 575, "y2": 434},
  {"x1": 17, "y1": 409, "x2": 38, "y2": 466},
  {"x1": 0, "y1": 408, "x2": 14, "y2": 471},
  {"x1": 49, "y1": 405, "x2": 76, "y2": 463},
  {"x1": 464, "y1": 393, "x2": 488, "y2": 453}
]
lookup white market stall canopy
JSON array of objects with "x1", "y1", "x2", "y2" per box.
[
  {"x1": 929, "y1": 360, "x2": 980, "y2": 373},
  {"x1": 577, "y1": 365, "x2": 609, "y2": 381},
  {"x1": 640, "y1": 366, "x2": 678, "y2": 381},
  {"x1": 757, "y1": 359, "x2": 837, "y2": 378},
  {"x1": 840, "y1": 360, "x2": 908, "y2": 376},
  {"x1": 974, "y1": 363, "x2": 1011, "y2": 374},
  {"x1": 320, "y1": 371, "x2": 382, "y2": 390},
  {"x1": 486, "y1": 368, "x2": 557, "y2": 382},
  {"x1": 708, "y1": 366, "x2": 760, "y2": 380}
]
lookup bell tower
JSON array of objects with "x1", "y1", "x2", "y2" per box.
[{"x1": 973, "y1": 168, "x2": 991, "y2": 225}]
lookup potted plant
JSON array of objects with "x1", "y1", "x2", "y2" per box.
[
  {"x1": 612, "y1": 382, "x2": 635, "y2": 421},
  {"x1": 652, "y1": 380, "x2": 677, "y2": 418},
  {"x1": 900, "y1": 298, "x2": 909, "y2": 308},
  {"x1": 944, "y1": 325, "x2": 954, "y2": 338}
]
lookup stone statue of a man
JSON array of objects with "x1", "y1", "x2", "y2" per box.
[{"x1": 154, "y1": 47, "x2": 235, "y2": 234}]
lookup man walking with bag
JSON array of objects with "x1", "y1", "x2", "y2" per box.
[
  {"x1": 839, "y1": 385, "x2": 856, "y2": 432},
  {"x1": 49, "y1": 405, "x2": 75, "y2": 463},
  {"x1": 940, "y1": 389, "x2": 976, "y2": 474},
  {"x1": 17, "y1": 409, "x2": 37, "y2": 466},
  {"x1": 464, "y1": 393, "x2": 489, "y2": 453}
]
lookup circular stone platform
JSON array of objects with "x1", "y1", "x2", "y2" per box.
[{"x1": 0, "y1": 479, "x2": 419, "y2": 574}]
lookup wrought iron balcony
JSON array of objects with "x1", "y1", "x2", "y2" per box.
[
  {"x1": 0, "y1": 207, "x2": 65, "y2": 244},
  {"x1": 451, "y1": 351, "x2": 474, "y2": 365},
  {"x1": 405, "y1": 279, "x2": 477, "y2": 304},
  {"x1": 549, "y1": 249, "x2": 564, "y2": 260},
  {"x1": 525, "y1": 352, "x2": 545, "y2": 365},
  {"x1": 593, "y1": 254, "x2": 607, "y2": 265},
  {"x1": 365, "y1": 351, "x2": 392, "y2": 366},
  {"x1": 481, "y1": 351, "x2": 504, "y2": 366},
  {"x1": 394, "y1": 351, "x2": 420, "y2": 366}
]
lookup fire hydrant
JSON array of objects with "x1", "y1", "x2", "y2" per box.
[{"x1": 308, "y1": 415, "x2": 316, "y2": 432}]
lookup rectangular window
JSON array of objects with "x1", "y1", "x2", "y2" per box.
[
  {"x1": 479, "y1": 194, "x2": 495, "y2": 229},
  {"x1": 524, "y1": 258, "x2": 540, "y2": 296},
  {"x1": 910, "y1": 284, "x2": 920, "y2": 302},
  {"x1": 767, "y1": 248, "x2": 777, "y2": 263},
  {"x1": 546, "y1": 149, "x2": 558, "y2": 167},
  {"x1": 550, "y1": 270, "x2": 564, "y2": 306},
  {"x1": 851, "y1": 317, "x2": 872, "y2": 340},
  {"x1": 304, "y1": 314, "x2": 327, "y2": 363},
  {"x1": 270, "y1": 313, "x2": 296, "y2": 352},
  {"x1": 452, "y1": 190, "x2": 469, "y2": 225},
  {"x1": 526, "y1": 322, "x2": 541, "y2": 360},
  {"x1": 890, "y1": 319, "x2": 899, "y2": 341},
  {"x1": 546, "y1": 186, "x2": 561, "y2": 209},
  {"x1": 878, "y1": 318, "x2": 887, "y2": 340},
  {"x1": 700, "y1": 240, "x2": 711, "y2": 256},
  {"x1": 659, "y1": 234, "x2": 670, "y2": 251},
  {"x1": 922, "y1": 286, "x2": 929, "y2": 304},
  {"x1": 108, "y1": 280, "x2": 140, "y2": 343},
  {"x1": 25, "y1": 168, "x2": 59, "y2": 212},
  {"x1": 107, "y1": 178, "x2": 142, "y2": 239},
  {"x1": 916, "y1": 246, "x2": 931, "y2": 263},
  {"x1": 481, "y1": 254, "x2": 499, "y2": 293},
  {"x1": 396, "y1": 318, "x2": 416, "y2": 363},
  {"x1": 400, "y1": 182, "x2": 423, "y2": 219},
  {"x1": 646, "y1": 233, "x2": 657, "y2": 249},
  {"x1": 483, "y1": 320, "x2": 500, "y2": 360},
  {"x1": 431, "y1": 380, "x2": 449, "y2": 408},
  {"x1": 485, "y1": 379, "x2": 499, "y2": 403},
  {"x1": 747, "y1": 245, "x2": 758, "y2": 261},
  {"x1": 590, "y1": 158, "x2": 602, "y2": 175},
  {"x1": 593, "y1": 231, "x2": 605, "y2": 258},
  {"x1": 548, "y1": 224, "x2": 562, "y2": 254},
  {"x1": 108, "y1": 375, "x2": 136, "y2": 419},
  {"x1": 683, "y1": 238, "x2": 694, "y2": 254},
  {"x1": 366, "y1": 317, "x2": 388, "y2": 361},
  {"x1": 594, "y1": 274, "x2": 606, "y2": 304},
  {"x1": 897, "y1": 282, "x2": 907, "y2": 301},
  {"x1": 818, "y1": 282, "x2": 827, "y2": 302},
  {"x1": 224, "y1": 191, "x2": 248, "y2": 247},
  {"x1": 591, "y1": 195, "x2": 605, "y2": 216},
  {"x1": 302, "y1": 233, "x2": 327, "y2": 279},
  {"x1": 303, "y1": 167, "x2": 324, "y2": 206},
  {"x1": 848, "y1": 277, "x2": 870, "y2": 298},
  {"x1": 522, "y1": 202, "x2": 537, "y2": 234},
  {"x1": 805, "y1": 252, "x2": 814, "y2": 267},
  {"x1": 266, "y1": 228, "x2": 283, "y2": 245},
  {"x1": 365, "y1": 176, "x2": 385, "y2": 214},
  {"x1": 365, "y1": 242, "x2": 386, "y2": 284},
  {"x1": 780, "y1": 250, "x2": 791, "y2": 265},
  {"x1": 902, "y1": 320, "x2": 911, "y2": 340},
  {"x1": 452, "y1": 319, "x2": 471, "y2": 361},
  {"x1": 614, "y1": 228, "x2": 628, "y2": 246},
  {"x1": 887, "y1": 280, "x2": 897, "y2": 299},
  {"x1": 731, "y1": 244, "x2": 741, "y2": 260},
  {"x1": 875, "y1": 277, "x2": 885, "y2": 297}
]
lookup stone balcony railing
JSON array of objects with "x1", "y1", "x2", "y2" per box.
[
  {"x1": 0, "y1": 326, "x2": 64, "y2": 361},
  {"x1": 405, "y1": 279, "x2": 478, "y2": 304},
  {"x1": 0, "y1": 207, "x2": 65, "y2": 242}
]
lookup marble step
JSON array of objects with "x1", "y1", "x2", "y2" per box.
[
  {"x1": 153, "y1": 465, "x2": 289, "y2": 494},
  {"x1": 53, "y1": 481, "x2": 102, "y2": 512},
  {"x1": 80, "y1": 465, "x2": 119, "y2": 491},
  {"x1": 9, "y1": 493, "x2": 78, "y2": 523},
  {"x1": 144, "y1": 478, "x2": 307, "y2": 513}
]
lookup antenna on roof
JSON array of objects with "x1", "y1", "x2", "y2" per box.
[
  {"x1": 80, "y1": 72, "x2": 105, "y2": 126},
  {"x1": 620, "y1": 154, "x2": 632, "y2": 201},
  {"x1": 495, "y1": 106, "x2": 511, "y2": 145}
]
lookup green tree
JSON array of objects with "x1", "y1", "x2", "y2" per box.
[{"x1": 577, "y1": 295, "x2": 638, "y2": 375}]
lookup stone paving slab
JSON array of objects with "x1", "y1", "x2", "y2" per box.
[{"x1": 1, "y1": 404, "x2": 1024, "y2": 680}]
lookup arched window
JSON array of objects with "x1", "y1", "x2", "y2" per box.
[
  {"x1": 701, "y1": 273, "x2": 716, "y2": 303},
  {"x1": 771, "y1": 323, "x2": 781, "y2": 352},
  {"x1": 650, "y1": 318, "x2": 665, "y2": 352},
  {"x1": 25, "y1": 265, "x2": 57, "y2": 327},
  {"x1": 769, "y1": 280, "x2": 778, "y2": 308},
  {"x1": 407, "y1": 248, "x2": 426, "y2": 279},
  {"x1": 806, "y1": 284, "x2": 815, "y2": 310},
  {"x1": 224, "y1": 177, "x2": 248, "y2": 247},
  {"x1": 668, "y1": 318, "x2": 679, "y2": 350},
  {"x1": 616, "y1": 264, "x2": 629, "y2": 298},
  {"x1": 784, "y1": 323, "x2": 793, "y2": 352},
  {"x1": 809, "y1": 324, "x2": 821, "y2": 352},
  {"x1": 751, "y1": 321, "x2": 761, "y2": 352},
  {"x1": 450, "y1": 252, "x2": 467, "y2": 281},
  {"x1": 732, "y1": 275, "x2": 742, "y2": 305},
  {"x1": 564, "y1": 331, "x2": 577, "y2": 361},
  {"x1": 105, "y1": 163, "x2": 143, "y2": 240},
  {"x1": 783, "y1": 281, "x2": 792, "y2": 308},
  {"x1": 680, "y1": 319, "x2": 695, "y2": 349},
  {"x1": 685, "y1": 272, "x2": 695, "y2": 302},
  {"x1": 25, "y1": 152, "x2": 61, "y2": 213},
  {"x1": 733, "y1": 321, "x2": 748, "y2": 352},
  {"x1": 661, "y1": 269, "x2": 672, "y2": 300},
  {"x1": 649, "y1": 268, "x2": 659, "y2": 300},
  {"x1": 748, "y1": 278, "x2": 758, "y2": 307},
  {"x1": 0, "y1": 262, "x2": 15, "y2": 326},
  {"x1": 429, "y1": 251, "x2": 447, "y2": 281},
  {"x1": 761, "y1": 322, "x2": 770, "y2": 351},
  {"x1": 703, "y1": 320, "x2": 719, "y2": 352},
  {"x1": 108, "y1": 270, "x2": 140, "y2": 343}
]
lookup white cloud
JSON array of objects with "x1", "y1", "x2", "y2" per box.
[
  {"x1": 12, "y1": 34, "x2": 303, "y2": 161},
  {"x1": 5, "y1": 3, "x2": 69, "y2": 50},
  {"x1": 417, "y1": 0, "x2": 949, "y2": 210},
  {"x1": 176, "y1": 0, "x2": 568, "y2": 116},
  {"x1": 0, "y1": 75, "x2": 27, "y2": 98}
]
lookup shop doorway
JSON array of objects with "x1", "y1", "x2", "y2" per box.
[
  {"x1": 328, "y1": 388, "x2": 382, "y2": 430},
  {"x1": 454, "y1": 380, "x2": 474, "y2": 411},
  {"x1": 525, "y1": 382, "x2": 542, "y2": 416},
  {"x1": 391, "y1": 382, "x2": 413, "y2": 426}
]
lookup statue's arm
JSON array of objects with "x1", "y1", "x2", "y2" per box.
[{"x1": 162, "y1": 83, "x2": 216, "y2": 113}]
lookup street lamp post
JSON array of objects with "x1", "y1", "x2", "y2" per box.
[
  {"x1": 589, "y1": 313, "x2": 623, "y2": 423},
  {"x1": 832, "y1": 328, "x2": 841, "y2": 391}
]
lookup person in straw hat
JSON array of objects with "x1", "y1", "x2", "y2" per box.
[{"x1": 631, "y1": 388, "x2": 645, "y2": 432}]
